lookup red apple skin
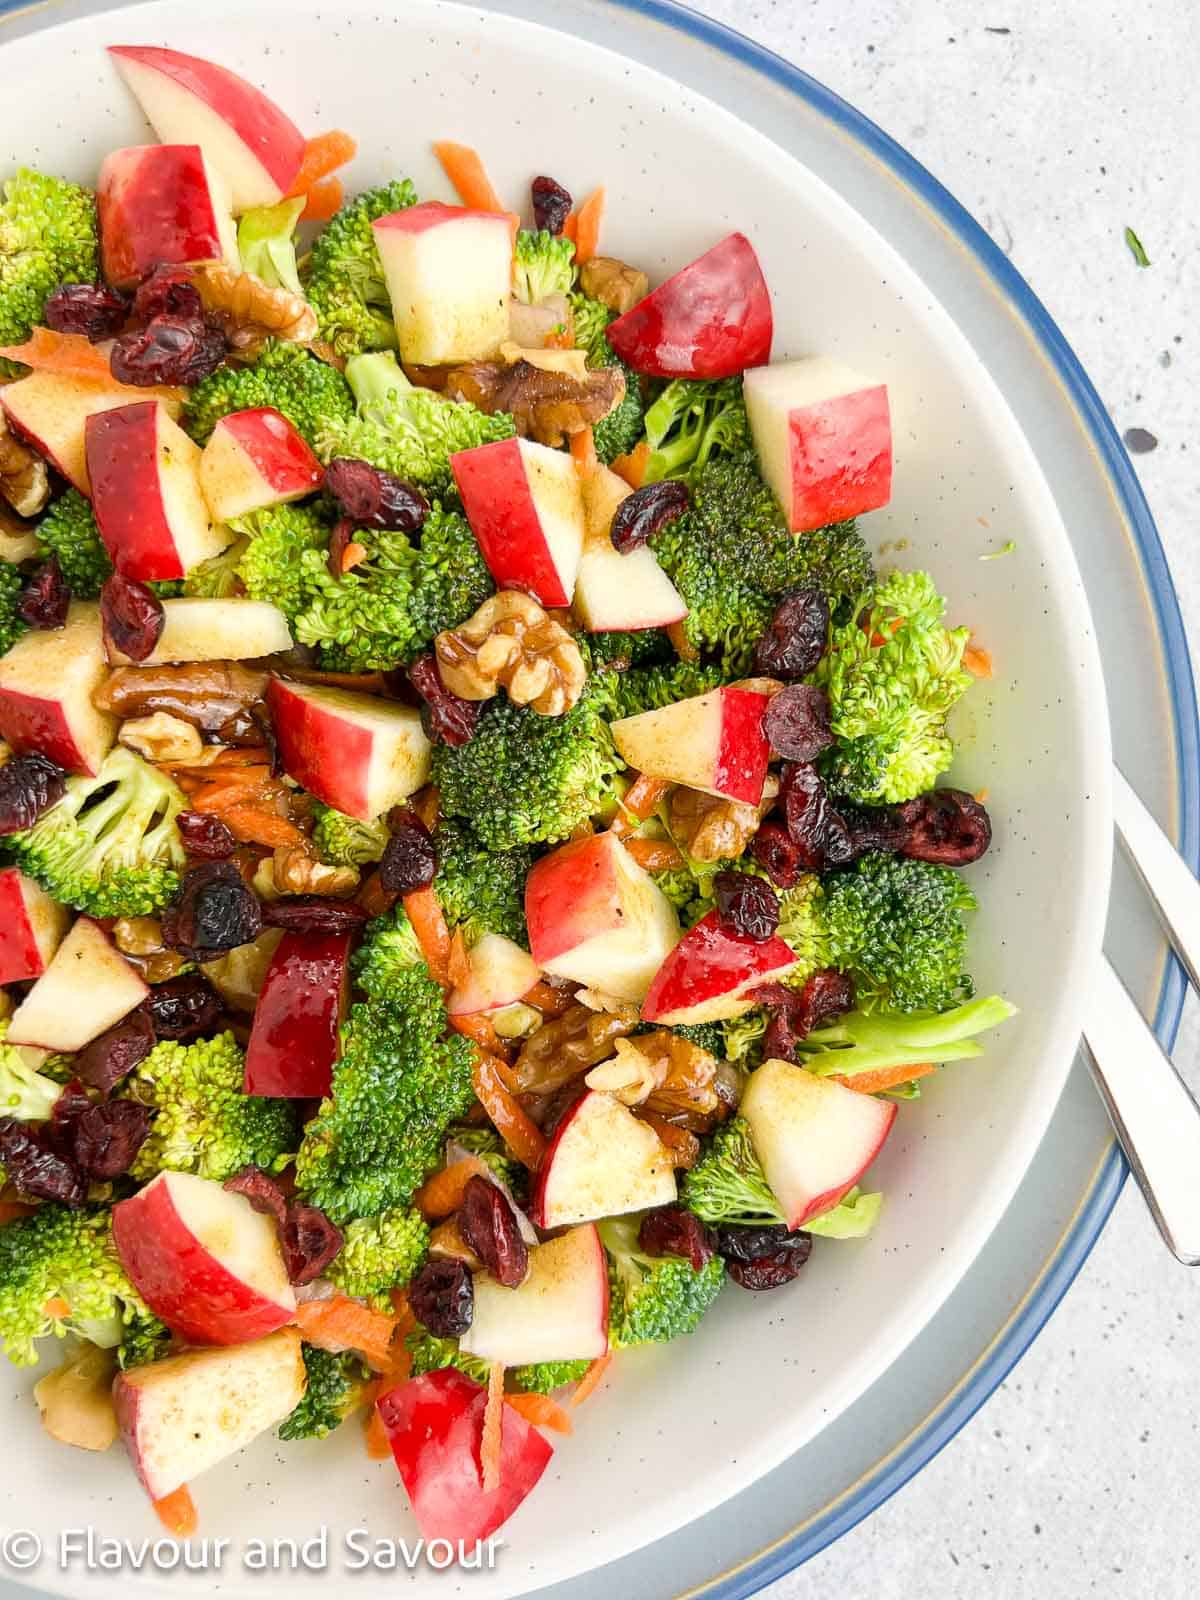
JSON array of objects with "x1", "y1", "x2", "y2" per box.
[
  {"x1": 112, "y1": 1180, "x2": 295, "y2": 1347},
  {"x1": 243, "y1": 930, "x2": 351, "y2": 1098},
  {"x1": 0, "y1": 868, "x2": 64, "y2": 983},
  {"x1": 267, "y1": 677, "x2": 372, "y2": 817},
  {"x1": 524, "y1": 833, "x2": 621, "y2": 967},
  {"x1": 374, "y1": 200, "x2": 502, "y2": 238},
  {"x1": 714, "y1": 687, "x2": 772, "y2": 805},
  {"x1": 788, "y1": 387, "x2": 892, "y2": 529},
  {"x1": 376, "y1": 1367, "x2": 554, "y2": 1544},
  {"x1": 97, "y1": 144, "x2": 231, "y2": 291},
  {"x1": 606, "y1": 233, "x2": 772, "y2": 379},
  {"x1": 641, "y1": 910, "x2": 797, "y2": 1024},
  {"x1": 220, "y1": 407, "x2": 323, "y2": 496},
  {"x1": 0, "y1": 687, "x2": 89, "y2": 773},
  {"x1": 451, "y1": 437, "x2": 572, "y2": 607},
  {"x1": 86, "y1": 402, "x2": 200, "y2": 581}
]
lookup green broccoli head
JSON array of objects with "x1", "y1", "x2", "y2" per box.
[
  {"x1": 237, "y1": 197, "x2": 305, "y2": 295},
  {"x1": 682, "y1": 1116, "x2": 783, "y2": 1227},
  {"x1": 327, "y1": 1207, "x2": 429, "y2": 1307},
  {"x1": 279, "y1": 1345, "x2": 368, "y2": 1441},
  {"x1": 599, "y1": 1214, "x2": 725, "y2": 1348},
  {"x1": 566, "y1": 297, "x2": 644, "y2": 464},
  {"x1": 641, "y1": 377, "x2": 751, "y2": 484},
  {"x1": 0, "y1": 1021, "x2": 61, "y2": 1121},
  {"x1": 596, "y1": 658, "x2": 726, "y2": 721},
  {"x1": 117, "y1": 1310, "x2": 173, "y2": 1370},
  {"x1": 776, "y1": 874, "x2": 830, "y2": 988},
  {"x1": 121, "y1": 1031, "x2": 298, "y2": 1183},
  {"x1": 671, "y1": 1021, "x2": 726, "y2": 1059},
  {"x1": 302, "y1": 179, "x2": 418, "y2": 358},
  {"x1": 512, "y1": 1359, "x2": 591, "y2": 1394},
  {"x1": 0, "y1": 170, "x2": 98, "y2": 370},
  {"x1": 312, "y1": 802, "x2": 390, "y2": 868},
  {"x1": 180, "y1": 537, "x2": 247, "y2": 599},
  {"x1": 0, "y1": 562, "x2": 26, "y2": 657},
  {"x1": 407, "y1": 1327, "x2": 491, "y2": 1385},
  {"x1": 580, "y1": 628, "x2": 673, "y2": 674},
  {"x1": 34, "y1": 489, "x2": 111, "y2": 598},
  {"x1": 445, "y1": 1124, "x2": 528, "y2": 1199},
  {"x1": 7, "y1": 745, "x2": 186, "y2": 916},
  {"x1": 183, "y1": 341, "x2": 355, "y2": 448},
  {"x1": 720, "y1": 1009, "x2": 768, "y2": 1068},
  {"x1": 433, "y1": 816, "x2": 531, "y2": 947},
  {"x1": 352, "y1": 908, "x2": 424, "y2": 1002},
  {"x1": 813, "y1": 569, "x2": 972, "y2": 805},
  {"x1": 513, "y1": 229, "x2": 576, "y2": 304},
  {"x1": 230, "y1": 500, "x2": 333, "y2": 620}
]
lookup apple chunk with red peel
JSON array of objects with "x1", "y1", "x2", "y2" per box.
[
  {"x1": 199, "y1": 407, "x2": 323, "y2": 522},
  {"x1": 0, "y1": 867, "x2": 70, "y2": 984},
  {"x1": 641, "y1": 909, "x2": 797, "y2": 1026},
  {"x1": 373, "y1": 202, "x2": 513, "y2": 365},
  {"x1": 744, "y1": 358, "x2": 892, "y2": 532},
  {"x1": 574, "y1": 467, "x2": 687, "y2": 632},
  {"x1": 0, "y1": 603, "x2": 115, "y2": 774},
  {"x1": 607, "y1": 232, "x2": 773, "y2": 379},
  {"x1": 1, "y1": 372, "x2": 182, "y2": 497},
  {"x1": 532, "y1": 1091, "x2": 677, "y2": 1229},
  {"x1": 268, "y1": 678, "x2": 431, "y2": 823},
  {"x1": 243, "y1": 929, "x2": 352, "y2": 1098},
  {"x1": 86, "y1": 402, "x2": 232, "y2": 582},
  {"x1": 112, "y1": 1170, "x2": 297, "y2": 1346},
  {"x1": 740, "y1": 1058, "x2": 896, "y2": 1228},
  {"x1": 7, "y1": 917, "x2": 148, "y2": 1051},
  {"x1": 97, "y1": 143, "x2": 239, "y2": 292},
  {"x1": 108, "y1": 45, "x2": 306, "y2": 213},
  {"x1": 525, "y1": 830, "x2": 679, "y2": 1002},
  {"x1": 451, "y1": 435, "x2": 585, "y2": 608},
  {"x1": 459, "y1": 1225, "x2": 609, "y2": 1365},
  {"x1": 377, "y1": 1366, "x2": 554, "y2": 1545},
  {"x1": 611, "y1": 684, "x2": 772, "y2": 805},
  {"x1": 114, "y1": 1328, "x2": 306, "y2": 1501},
  {"x1": 107, "y1": 598, "x2": 293, "y2": 665},
  {"x1": 447, "y1": 934, "x2": 540, "y2": 1019}
]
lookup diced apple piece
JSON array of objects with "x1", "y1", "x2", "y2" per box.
[
  {"x1": 267, "y1": 678, "x2": 431, "y2": 823},
  {"x1": 525, "y1": 831, "x2": 679, "y2": 1002},
  {"x1": 243, "y1": 930, "x2": 352, "y2": 1098},
  {"x1": 112, "y1": 1170, "x2": 297, "y2": 1347},
  {"x1": 107, "y1": 597, "x2": 293, "y2": 665},
  {"x1": 573, "y1": 463, "x2": 687, "y2": 630},
  {"x1": 7, "y1": 917, "x2": 148, "y2": 1051},
  {"x1": 743, "y1": 358, "x2": 892, "y2": 532},
  {"x1": 611, "y1": 684, "x2": 771, "y2": 805},
  {"x1": 373, "y1": 202, "x2": 513, "y2": 365},
  {"x1": 1, "y1": 372, "x2": 181, "y2": 496},
  {"x1": 108, "y1": 46, "x2": 306, "y2": 213},
  {"x1": 531, "y1": 1091, "x2": 676, "y2": 1228},
  {"x1": 641, "y1": 909, "x2": 797, "y2": 1026},
  {"x1": 199, "y1": 406, "x2": 323, "y2": 521},
  {"x1": 98, "y1": 143, "x2": 239, "y2": 291},
  {"x1": 0, "y1": 866, "x2": 70, "y2": 984},
  {"x1": 446, "y1": 933, "x2": 540, "y2": 1018},
  {"x1": 460, "y1": 1225, "x2": 609, "y2": 1364},
  {"x1": 0, "y1": 602, "x2": 116, "y2": 774},
  {"x1": 450, "y1": 434, "x2": 585, "y2": 608},
  {"x1": 34, "y1": 1343, "x2": 119, "y2": 1453},
  {"x1": 114, "y1": 1328, "x2": 306, "y2": 1500},
  {"x1": 740, "y1": 1057, "x2": 897, "y2": 1228}
]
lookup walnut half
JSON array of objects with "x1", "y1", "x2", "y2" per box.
[
  {"x1": 435, "y1": 591, "x2": 586, "y2": 717},
  {"x1": 580, "y1": 256, "x2": 650, "y2": 316},
  {"x1": 0, "y1": 407, "x2": 49, "y2": 518}
]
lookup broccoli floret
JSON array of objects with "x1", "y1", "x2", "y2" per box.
[
  {"x1": 0, "y1": 170, "x2": 98, "y2": 371},
  {"x1": 432, "y1": 680, "x2": 623, "y2": 850},
  {"x1": 35, "y1": 489, "x2": 110, "y2": 598},
  {"x1": 352, "y1": 908, "x2": 424, "y2": 1001},
  {"x1": 641, "y1": 378, "x2": 751, "y2": 484},
  {"x1": 230, "y1": 500, "x2": 333, "y2": 620},
  {"x1": 513, "y1": 229, "x2": 576, "y2": 304},
  {"x1": 117, "y1": 1310, "x2": 172, "y2": 1370},
  {"x1": 445, "y1": 1124, "x2": 529, "y2": 1195},
  {"x1": 512, "y1": 1360, "x2": 590, "y2": 1394},
  {"x1": 7, "y1": 746, "x2": 185, "y2": 916},
  {"x1": 180, "y1": 537, "x2": 247, "y2": 599},
  {"x1": 775, "y1": 874, "x2": 830, "y2": 988},
  {"x1": 599, "y1": 1214, "x2": 725, "y2": 1348},
  {"x1": 237, "y1": 197, "x2": 305, "y2": 295},
  {"x1": 184, "y1": 340, "x2": 354, "y2": 448},
  {"x1": 0, "y1": 562, "x2": 25, "y2": 657},
  {"x1": 568, "y1": 292, "x2": 613, "y2": 366},
  {"x1": 581, "y1": 628, "x2": 672, "y2": 673},
  {"x1": 671, "y1": 1022, "x2": 726, "y2": 1060},
  {"x1": 279, "y1": 1345, "x2": 367, "y2": 1441},
  {"x1": 407, "y1": 1327, "x2": 491, "y2": 1385},
  {"x1": 800, "y1": 993, "x2": 1016, "y2": 1078},
  {"x1": 598, "y1": 658, "x2": 726, "y2": 721},
  {"x1": 812, "y1": 570, "x2": 973, "y2": 805},
  {"x1": 312, "y1": 802, "x2": 389, "y2": 868},
  {"x1": 0, "y1": 1204, "x2": 149, "y2": 1367},
  {"x1": 327, "y1": 1207, "x2": 429, "y2": 1306},
  {"x1": 720, "y1": 1009, "x2": 768, "y2": 1068},
  {"x1": 651, "y1": 453, "x2": 873, "y2": 672},
  {"x1": 121, "y1": 1032, "x2": 297, "y2": 1183},
  {"x1": 682, "y1": 1116, "x2": 783, "y2": 1226},
  {"x1": 434, "y1": 816, "x2": 531, "y2": 947},
  {"x1": 0, "y1": 1021, "x2": 61, "y2": 1121},
  {"x1": 303, "y1": 180, "x2": 418, "y2": 358},
  {"x1": 404, "y1": 498, "x2": 495, "y2": 647}
]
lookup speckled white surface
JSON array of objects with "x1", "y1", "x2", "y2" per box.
[{"x1": 678, "y1": 2, "x2": 1199, "y2": 1595}]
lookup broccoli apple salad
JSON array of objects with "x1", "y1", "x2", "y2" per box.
[{"x1": 0, "y1": 45, "x2": 1013, "y2": 1543}]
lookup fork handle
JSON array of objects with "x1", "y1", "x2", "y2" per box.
[{"x1": 1113, "y1": 766, "x2": 1200, "y2": 992}]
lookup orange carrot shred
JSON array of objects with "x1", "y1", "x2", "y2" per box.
[
  {"x1": 0, "y1": 1200, "x2": 36, "y2": 1226},
  {"x1": 623, "y1": 836, "x2": 683, "y2": 872},
  {"x1": 0, "y1": 328, "x2": 181, "y2": 405},
  {"x1": 299, "y1": 177, "x2": 344, "y2": 222},
  {"x1": 42, "y1": 1296, "x2": 71, "y2": 1319},
  {"x1": 447, "y1": 929, "x2": 472, "y2": 990},
  {"x1": 570, "y1": 1352, "x2": 612, "y2": 1407},
  {"x1": 285, "y1": 130, "x2": 358, "y2": 197},
  {"x1": 570, "y1": 187, "x2": 606, "y2": 265},
  {"x1": 611, "y1": 441, "x2": 650, "y2": 489},
  {"x1": 481, "y1": 1361, "x2": 506, "y2": 1493},
  {"x1": 432, "y1": 141, "x2": 507, "y2": 213},
  {"x1": 153, "y1": 1485, "x2": 198, "y2": 1537},
  {"x1": 340, "y1": 540, "x2": 368, "y2": 573},
  {"x1": 963, "y1": 643, "x2": 993, "y2": 678},
  {"x1": 403, "y1": 886, "x2": 452, "y2": 987},
  {"x1": 472, "y1": 1051, "x2": 547, "y2": 1171},
  {"x1": 414, "y1": 1155, "x2": 490, "y2": 1220},
  {"x1": 293, "y1": 1296, "x2": 397, "y2": 1372},
  {"x1": 506, "y1": 1391, "x2": 573, "y2": 1435},
  {"x1": 521, "y1": 979, "x2": 574, "y2": 1017},
  {"x1": 832, "y1": 1062, "x2": 937, "y2": 1095},
  {"x1": 570, "y1": 425, "x2": 598, "y2": 479},
  {"x1": 667, "y1": 619, "x2": 699, "y2": 662},
  {"x1": 218, "y1": 806, "x2": 306, "y2": 850},
  {"x1": 450, "y1": 1010, "x2": 508, "y2": 1056},
  {"x1": 364, "y1": 1406, "x2": 393, "y2": 1460}
]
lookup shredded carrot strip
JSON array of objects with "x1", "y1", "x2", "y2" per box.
[
  {"x1": 521, "y1": 978, "x2": 574, "y2": 1017},
  {"x1": 570, "y1": 425, "x2": 598, "y2": 479},
  {"x1": 167, "y1": 747, "x2": 267, "y2": 773},
  {"x1": 413, "y1": 1155, "x2": 490, "y2": 1220},
  {"x1": 285, "y1": 130, "x2": 358, "y2": 197},
  {"x1": 611, "y1": 772, "x2": 671, "y2": 838},
  {"x1": 411, "y1": 784, "x2": 441, "y2": 832},
  {"x1": 974, "y1": 787, "x2": 990, "y2": 805},
  {"x1": 220, "y1": 806, "x2": 306, "y2": 849},
  {"x1": 611, "y1": 441, "x2": 650, "y2": 489},
  {"x1": 299, "y1": 177, "x2": 344, "y2": 222},
  {"x1": 481, "y1": 1361, "x2": 506, "y2": 1493},
  {"x1": 403, "y1": 886, "x2": 452, "y2": 986},
  {"x1": 153, "y1": 1485, "x2": 198, "y2": 1537},
  {"x1": 570, "y1": 1352, "x2": 612, "y2": 1407},
  {"x1": 667, "y1": 619, "x2": 699, "y2": 662},
  {"x1": 562, "y1": 212, "x2": 578, "y2": 246},
  {"x1": 432, "y1": 141, "x2": 507, "y2": 213},
  {"x1": 623, "y1": 836, "x2": 683, "y2": 871},
  {"x1": 364, "y1": 1404, "x2": 393, "y2": 1459},
  {"x1": 42, "y1": 1296, "x2": 71, "y2": 1319},
  {"x1": 833, "y1": 1062, "x2": 936, "y2": 1095},
  {"x1": 0, "y1": 1200, "x2": 36, "y2": 1225},
  {"x1": 963, "y1": 643, "x2": 993, "y2": 678},
  {"x1": 447, "y1": 929, "x2": 472, "y2": 990},
  {"x1": 390, "y1": 1291, "x2": 416, "y2": 1336},
  {"x1": 340, "y1": 540, "x2": 368, "y2": 573},
  {"x1": 506, "y1": 1391, "x2": 573, "y2": 1435},
  {"x1": 472, "y1": 1051, "x2": 547, "y2": 1171},
  {"x1": 358, "y1": 870, "x2": 394, "y2": 919},
  {"x1": 570, "y1": 187, "x2": 606, "y2": 265},
  {"x1": 451, "y1": 1010, "x2": 508, "y2": 1056},
  {"x1": 293, "y1": 1296, "x2": 397, "y2": 1372}
]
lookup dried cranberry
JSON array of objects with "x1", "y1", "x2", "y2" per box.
[
  {"x1": 895, "y1": 788, "x2": 993, "y2": 866},
  {"x1": 763, "y1": 683, "x2": 834, "y2": 762},
  {"x1": 458, "y1": 1175, "x2": 528, "y2": 1288},
  {"x1": 639, "y1": 1205, "x2": 715, "y2": 1272},
  {"x1": 48, "y1": 1079, "x2": 93, "y2": 1147},
  {"x1": 379, "y1": 810, "x2": 438, "y2": 896},
  {"x1": 263, "y1": 896, "x2": 370, "y2": 935},
  {"x1": 408, "y1": 653, "x2": 481, "y2": 748},
  {"x1": 840, "y1": 803, "x2": 909, "y2": 858},
  {"x1": 0, "y1": 752, "x2": 66, "y2": 836},
  {"x1": 225, "y1": 1165, "x2": 289, "y2": 1227},
  {"x1": 410, "y1": 1257, "x2": 475, "y2": 1338},
  {"x1": 780, "y1": 762, "x2": 855, "y2": 872},
  {"x1": 325, "y1": 458, "x2": 429, "y2": 533},
  {"x1": 73, "y1": 1010, "x2": 156, "y2": 1092},
  {"x1": 795, "y1": 969, "x2": 855, "y2": 1032},
  {"x1": 531, "y1": 175, "x2": 573, "y2": 236},
  {"x1": 280, "y1": 1203, "x2": 344, "y2": 1285},
  {"x1": 70, "y1": 1100, "x2": 153, "y2": 1180},
  {"x1": 718, "y1": 1222, "x2": 812, "y2": 1291},
  {"x1": 162, "y1": 861, "x2": 264, "y2": 962},
  {"x1": 43, "y1": 282, "x2": 130, "y2": 341},
  {"x1": 750, "y1": 821, "x2": 802, "y2": 889},
  {"x1": 713, "y1": 869, "x2": 781, "y2": 941},
  {"x1": 752, "y1": 587, "x2": 830, "y2": 679},
  {"x1": 131, "y1": 265, "x2": 204, "y2": 324},
  {"x1": 177, "y1": 810, "x2": 237, "y2": 860},
  {"x1": 754, "y1": 970, "x2": 854, "y2": 1061},
  {"x1": 0, "y1": 1120, "x2": 86, "y2": 1207},
  {"x1": 110, "y1": 316, "x2": 227, "y2": 387},
  {"x1": 610, "y1": 479, "x2": 690, "y2": 554},
  {"x1": 144, "y1": 974, "x2": 225, "y2": 1041},
  {"x1": 100, "y1": 573, "x2": 164, "y2": 662},
  {"x1": 18, "y1": 556, "x2": 70, "y2": 630}
]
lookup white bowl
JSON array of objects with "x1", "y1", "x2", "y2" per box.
[{"x1": 0, "y1": 1, "x2": 1113, "y2": 1594}]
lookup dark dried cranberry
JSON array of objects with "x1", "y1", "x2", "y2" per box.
[
  {"x1": 531, "y1": 175, "x2": 573, "y2": 236},
  {"x1": 379, "y1": 810, "x2": 438, "y2": 896},
  {"x1": 110, "y1": 315, "x2": 227, "y2": 387},
  {"x1": 754, "y1": 970, "x2": 854, "y2": 1061},
  {"x1": 43, "y1": 282, "x2": 130, "y2": 341},
  {"x1": 280, "y1": 1203, "x2": 344, "y2": 1285},
  {"x1": 100, "y1": 573, "x2": 164, "y2": 662},
  {"x1": 225, "y1": 1165, "x2": 289, "y2": 1227},
  {"x1": 263, "y1": 895, "x2": 370, "y2": 935},
  {"x1": 713, "y1": 870, "x2": 780, "y2": 942},
  {"x1": 780, "y1": 762, "x2": 854, "y2": 871},
  {"x1": 895, "y1": 788, "x2": 993, "y2": 866},
  {"x1": 750, "y1": 821, "x2": 802, "y2": 889},
  {"x1": 458, "y1": 1175, "x2": 528, "y2": 1288},
  {"x1": 763, "y1": 683, "x2": 834, "y2": 762},
  {"x1": 177, "y1": 810, "x2": 237, "y2": 859},
  {"x1": 143, "y1": 974, "x2": 224, "y2": 1041},
  {"x1": 325, "y1": 458, "x2": 429, "y2": 533},
  {"x1": 162, "y1": 861, "x2": 264, "y2": 962},
  {"x1": 18, "y1": 556, "x2": 70, "y2": 630},
  {"x1": 718, "y1": 1222, "x2": 812, "y2": 1291},
  {"x1": 73, "y1": 1010, "x2": 156, "y2": 1092},
  {"x1": 0, "y1": 1119, "x2": 86, "y2": 1207},
  {"x1": 639, "y1": 1205, "x2": 715, "y2": 1272},
  {"x1": 49, "y1": 1079, "x2": 93, "y2": 1147},
  {"x1": 408, "y1": 653, "x2": 481, "y2": 748},
  {"x1": 795, "y1": 968, "x2": 855, "y2": 1032},
  {"x1": 70, "y1": 1100, "x2": 153, "y2": 1180},
  {"x1": 0, "y1": 751, "x2": 66, "y2": 835},
  {"x1": 410, "y1": 1257, "x2": 475, "y2": 1338},
  {"x1": 131, "y1": 265, "x2": 204, "y2": 324},
  {"x1": 840, "y1": 803, "x2": 909, "y2": 858},
  {"x1": 752, "y1": 587, "x2": 830, "y2": 679},
  {"x1": 609, "y1": 479, "x2": 690, "y2": 554}
]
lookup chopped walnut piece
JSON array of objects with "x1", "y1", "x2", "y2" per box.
[
  {"x1": 192, "y1": 262, "x2": 318, "y2": 355},
  {"x1": 585, "y1": 1030, "x2": 725, "y2": 1132},
  {"x1": 111, "y1": 916, "x2": 191, "y2": 984},
  {"x1": 119, "y1": 712, "x2": 205, "y2": 764},
  {"x1": 0, "y1": 499, "x2": 40, "y2": 562},
  {"x1": 579, "y1": 256, "x2": 649, "y2": 316},
  {"x1": 435, "y1": 591, "x2": 586, "y2": 717},
  {"x1": 0, "y1": 407, "x2": 49, "y2": 518},
  {"x1": 443, "y1": 359, "x2": 625, "y2": 447},
  {"x1": 511, "y1": 1001, "x2": 640, "y2": 1096},
  {"x1": 669, "y1": 784, "x2": 773, "y2": 864},
  {"x1": 270, "y1": 841, "x2": 360, "y2": 898}
]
